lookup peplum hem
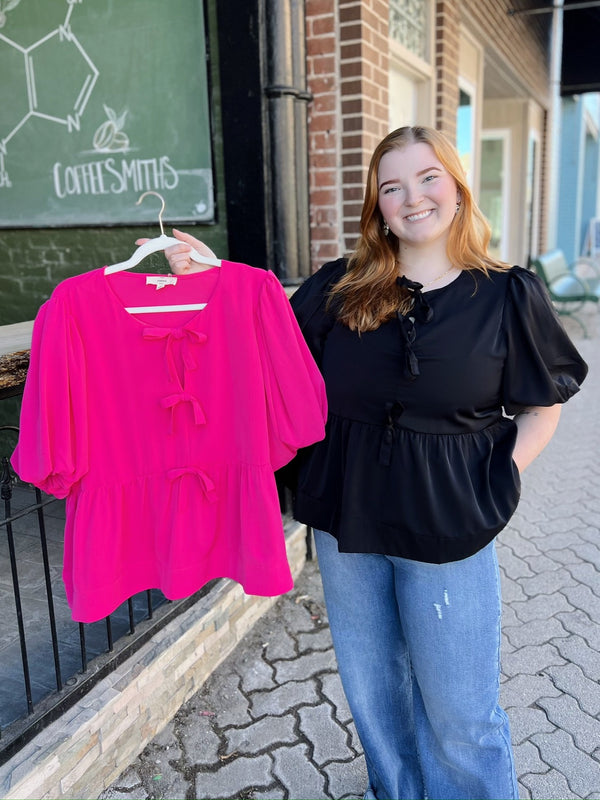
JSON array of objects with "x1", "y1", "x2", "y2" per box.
[
  {"x1": 63, "y1": 462, "x2": 294, "y2": 623},
  {"x1": 294, "y1": 414, "x2": 521, "y2": 563}
]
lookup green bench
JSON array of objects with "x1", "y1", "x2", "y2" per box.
[{"x1": 529, "y1": 249, "x2": 600, "y2": 337}]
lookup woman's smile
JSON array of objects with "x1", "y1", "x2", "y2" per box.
[{"x1": 405, "y1": 209, "x2": 434, "y2": 222}]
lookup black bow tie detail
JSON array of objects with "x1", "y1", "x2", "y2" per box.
[
  {"x1": 395, "y1": 276, "x2": 434, "y2": 380},
  {"x1": 379, "y1": 401, "x2": 405, "y2": 466},
  {"x1": 396, "y1": 276, "x2": 434, "y2": 323}
]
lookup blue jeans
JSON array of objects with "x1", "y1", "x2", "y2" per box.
[{"x1": 314, "y1": 529, "x2": 518, "y2": 800}]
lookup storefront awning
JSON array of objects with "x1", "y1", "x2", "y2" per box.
[
  {"x1": 561, "y1": 1, "x2": 600, "y2": 94},
  {"x1": 508, "y1": 1, "x2": 600, "y2": 95}
]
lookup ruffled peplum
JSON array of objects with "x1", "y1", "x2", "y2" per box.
[{"x1": 295, "y1": 413, "x2": 521, "y2": 563}]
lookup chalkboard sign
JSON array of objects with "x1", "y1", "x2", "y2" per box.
[{"x1": 0, "y1": 0, "x2": 214, "y2": 227}]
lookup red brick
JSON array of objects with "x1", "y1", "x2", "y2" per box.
[
  {"x1": 312, "y1": 188, "x2": 340, "y2": 206},
  {"x1": 341, "y1": 97, "x2": 363, "y2": 115},
  {"x1": 311, "y1": 16, "x2": 335, "y2": 36},
  {"x1": 341, "y1": 143, "x2": 364, "y2": 161},
  {"x1": 311, "y1": 168, "x2": 339, "y2": 188},
  {"x1": 310, "y1": 113, "x2": 338, "y2": 134},
  {"x1": 310, "y1": 131, "x2": 338, "y2": 151},
  {"x1": 340, "y1": 60, "x2": 363, "y2": 79},
  {"x1": 307, "y1": 35, "x2": 336, "y2": 56},
  {"x1": 341, "y1": 42, "x2": 362, "y2": 60},
  {"x1": 313, "y1": 207, "x2": 339, "y2": 225},
  {"x1": 344, "y1": 185, "x2": 366, "y2": 201},
  {"x1": 306, "y1": 0, "x2": 336, "y2": 15},
  {"x1": 339, "y1": 3, "x2": 361, "y2": 24},
  {"x1": 340, "y1": 78, "x2": 362, "y2": 95},
  {"x1": 310, "y1": 54, "x2": 336, "y2": 75},
  {"x1": 343, "y1": 115, "x2": 365, "y2": 132}
]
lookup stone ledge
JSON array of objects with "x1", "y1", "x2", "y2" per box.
[
  {"x1": 0, "y1": 320, "x2": 33, "y2": 398},
  {"x1": 0, "y1": 520, "x2": 308, "y2": 800}
]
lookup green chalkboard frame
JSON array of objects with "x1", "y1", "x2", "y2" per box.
[{"x1": 0, "y1": 0, "x2": 215, "y2": 227}]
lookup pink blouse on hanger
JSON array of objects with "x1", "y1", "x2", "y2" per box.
[{"x1": 12, "y1": 261, "x2": 327, "y2": 622}]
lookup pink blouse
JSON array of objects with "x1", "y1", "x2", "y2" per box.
[{"x1": 12, "y1": 262, "x2": 327, "y2": 622}]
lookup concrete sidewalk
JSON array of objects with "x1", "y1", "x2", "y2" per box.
[{"x1": 100, "y1": 312, "x2": 600, "y2": 800}]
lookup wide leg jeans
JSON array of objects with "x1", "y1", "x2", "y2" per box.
[{"x1": 314, "y1": 529, "x2": 518, "y2": 800}]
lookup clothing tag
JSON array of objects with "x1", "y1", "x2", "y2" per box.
[{"x1": 146, "y1": 275, "x2": 178, "y2": 290}]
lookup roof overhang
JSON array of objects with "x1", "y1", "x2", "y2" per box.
[
  {"x1": 508, "y1": 1, "x2": 600, "y2": 96},
  {"x1": 561, "y1": 0, "x2": 600, "y2": 95}
]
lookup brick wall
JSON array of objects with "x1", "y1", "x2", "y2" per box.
[
  {"x1": 305, "y1": 0, "x2": 552, "y2": 268},
  {"x1": 435, "y1": 1, "x2": 460, "y2": 137},
  {"x1": 306, "y1": 0, "x2": 343, "y2": 270},
  {"x1": 339, "y1": 0, "x2": 390, "y2": 253},
  {"x1": 306, "y1": 0, "x2": 390, "y2": 269}
]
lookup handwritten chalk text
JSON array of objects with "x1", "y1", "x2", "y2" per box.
[{"x1": 53, "y1": 155, "x2": 179, "y2": 198}]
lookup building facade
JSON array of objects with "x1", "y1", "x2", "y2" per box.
[
  {"x1": 0, "y1": 0, "x2": 556, "y2": 331},
  {"x1": 557, "y1": 93, "x2": 600, "y2": 262},
  {"x1": 306, "y1": 0, "x2": 553, "y2": 271},
  {"x1": 2, "y1": 1, "x2": 599, "y2": 791}
]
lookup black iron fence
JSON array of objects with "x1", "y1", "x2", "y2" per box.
[{"x1": 0, "y1": 424, "x2": 295, "y2": 766}]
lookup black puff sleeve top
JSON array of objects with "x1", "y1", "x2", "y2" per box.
[{"x1": 288, "y1": 259, "x2": 588, "y2": 563}]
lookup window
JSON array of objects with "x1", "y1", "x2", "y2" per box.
[
  {"x1": 457, "y1": 82, "x2": 476, "y2": 188},
  {"x1": 480, "y1": 131, "x2": 510, "y2": 261},
  {"x1": 388, "y1": 0, "x2": 433, "y2": 129},
  {"x1": 389, "y1": 0, "x2": 428, "y2": 60}
]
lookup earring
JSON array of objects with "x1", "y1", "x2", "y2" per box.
[
  {"x1": 455, "y1": 203, "x2": 461, "y2": 214},
  {"x1": 383, "y1": 220, "x2": 390, "y2": 236}
]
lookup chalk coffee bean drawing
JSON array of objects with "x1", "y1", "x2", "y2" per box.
[{"x1": 93, "y1": 105, "x2": 130, "y2": 152}]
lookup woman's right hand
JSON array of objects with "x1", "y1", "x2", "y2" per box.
[{"x1": 135, "y1": 228, "x2": 219, "y2": 275}]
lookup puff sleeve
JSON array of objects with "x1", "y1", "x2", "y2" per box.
[
  {"x1": 501, "y1": 266, "x2": 588, "y2": 415},
  {"x1": 11, "y1": 293, "x2": 89, "y2": 498},
  {"x1": 289, "y1": 258, "x2": 346, "y2": 366},
  {"x1": 256, "y1": 271, "x2": 328, "y2": 471}
]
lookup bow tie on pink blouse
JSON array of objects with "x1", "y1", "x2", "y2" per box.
[
  {"x1": 161, "y1": 392, "x2": 207, "y2": 429},
  {"x1": 142, "y1": 326, "x2": 208, "y2": 385},
  {"x1": 167, "y1": 466, "x2": 218, "y2": 509}
]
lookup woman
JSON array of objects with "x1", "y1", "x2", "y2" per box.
[{"x1": 162, "y1": 126, "x2": 587, "y2": 800}]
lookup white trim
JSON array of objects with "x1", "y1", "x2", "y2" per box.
[
  {"x1": 458, "y1": 77, "x2": 478, "y2": 189},
  {"x1": 481, "y1": 129, "x2": 511, "y2": 262},
  {"x1": 526, "y1": 130, "x2": 542, "y2": 259}
]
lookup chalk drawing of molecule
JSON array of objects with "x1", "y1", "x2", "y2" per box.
[{"x1": 0, "y1": 0, "x2": 98, "y2": 187}]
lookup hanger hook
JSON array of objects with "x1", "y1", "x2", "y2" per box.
[{"x1": 136, "y1": 191, "x2": 166, "y2": 236}]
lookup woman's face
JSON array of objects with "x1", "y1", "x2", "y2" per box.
[{"x1": 377, "y1": 142, "x2": 460, "y2": 250}]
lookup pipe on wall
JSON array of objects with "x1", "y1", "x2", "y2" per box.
[{"x1": 264, "y1": 0, "x2": 312, "y2": 281}]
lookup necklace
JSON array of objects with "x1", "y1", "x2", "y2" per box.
[
  {"x1": 422, "y1": 265, "x2": 457, "y2": 287},
  {"x1": 400, "y1": 264, "x2": 457, "y2": 288}
]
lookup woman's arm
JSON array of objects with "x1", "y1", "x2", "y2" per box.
[{"x1": 512, "y1": 404, "x2": 562, "y2": 473}]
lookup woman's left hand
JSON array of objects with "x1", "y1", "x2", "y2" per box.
[{"x1": 135, "y1": 228, "x2": 218, "y2": 275}]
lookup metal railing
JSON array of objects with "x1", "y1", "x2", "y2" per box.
[{"x1": 0, "y1": 425, "x2": 295, "y2": 765}]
